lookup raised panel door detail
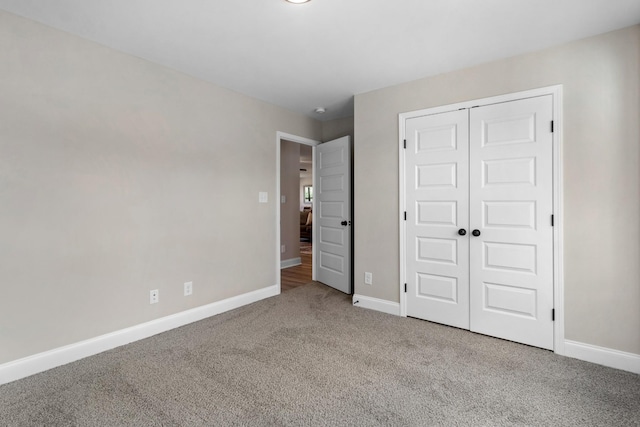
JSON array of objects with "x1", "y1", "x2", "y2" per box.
[
  {"x1": 469, "y1": 95, "x2": 554, "y2": 350},
  {"x1": 406, "y1": 109, "x2": 470, "y2": 330},
  {"x1": 484, "y1": 242, "x2": 537, "y2": 274},
  {"x1": 319, "y1": 226, "x2": 344, "y2": 246},
  {"x1": 417, "y1": 273, "x2": 458, "y2": 303},
  {"x1": 320, "y1": 201, "x2": 344, "y2": 219},
  {"x1": 417, "y1": 201, "x2": 457, "y2": 227},
  {"x1": 319, "y1": 149, "x2": 344, "y2": 169},
  {"x1": 483, "y1": 157, "x2": 536, "y2": 187},
  {"x1": 481, "y1": 114, "x2": 535, "y2": 147},
  {"x1": 319, "y1": 175, "x2": 344, "y2": 193},
  {"x1": 416, "y1": 163, "x2": 457, "y2": 188},
  {"x1": 315, "y1": 136, "x2": 351, "y2": 294},
  {"x1": 484, "y1": 282, "x2": 537, "y2": 319},
  {"x1": 319, "y1": 251, "x2": 344, "y2": 274},
  {"x1": 483, "y1": 201, "x2": 536, "y2": 230},
  {"x1": 416, "y1": 124, "x2": 457, "y2": 153},
  {"x1": 416, "y1": 237, "x2": 457, "y2": 265}
]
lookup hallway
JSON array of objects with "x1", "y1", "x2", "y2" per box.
[{"x1": 281, "y1": 251, "x2": 312, "y2": 292}]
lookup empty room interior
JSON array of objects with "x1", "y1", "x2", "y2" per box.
[{"x1": 0, "y1": 1, "x2": 639, "y2": 425}]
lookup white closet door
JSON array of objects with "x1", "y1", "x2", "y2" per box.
[
  {"x1": 469, "y1": 96, "x2": 554, "y2": 349},
  {"x1": 406, "y1": 110, "x2": 470, "y2": 329}
]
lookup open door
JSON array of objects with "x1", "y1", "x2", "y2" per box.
[{"x1": 314, "y1": 136, "x2": 352, "y2": 294}]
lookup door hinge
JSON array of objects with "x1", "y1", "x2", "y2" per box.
[
  {"x1": 404, "y1": 211, "x2": 407, "y2": 221},
  {"x1": 404, "y1": 283, "x2": 407, "y2": 293},
  {"x1": 551, "y1": 121, "x2": 554, "y2": 133},
  {"x1": 552, "y1": 309, "x2": 555, "y2": 321},
  {"x1": 403, "y1": 139, "x2": 406, "y2": 149},
  {"x1": 551, "y1": 214, "x2": 554, "y2": 226}
]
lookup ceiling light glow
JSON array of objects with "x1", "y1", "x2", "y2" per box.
[{"x1": 286, "y1": 0, "x2": 311, "y2": 3}]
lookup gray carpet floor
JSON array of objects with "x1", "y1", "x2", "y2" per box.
[{"x1": 1, "y1": 282, "x2": 639, "y2": 426}]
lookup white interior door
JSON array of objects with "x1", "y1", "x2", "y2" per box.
[
  {"x1": 406, "y1": 110, "x2": 470, "y2": 328},
  {"x1": 469, "y1": 96, "x2": 554, "y2": 349},
  {"x1": 403, "y1": 94, "x2": 555, "y2": 350},
  {"x1": 315, "y1": 136, "x2": 351, "y2": 294}
]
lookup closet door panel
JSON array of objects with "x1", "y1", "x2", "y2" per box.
[
  {"x1": 406, "y1": 110, "x2": 469, "y2": 329},
  {"x1": 469, "y1": 96, "x2": 554, "y2": 350}
]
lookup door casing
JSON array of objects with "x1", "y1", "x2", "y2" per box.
[{"x1": 398, "y1": 85, "x2": 565, "y2": 355}]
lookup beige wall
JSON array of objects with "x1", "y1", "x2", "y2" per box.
[
  {"x1": 322, "y1": 116, "x2": 355, "y2": 143},
  {"x1": 280, "y1": 140, "x2": 301, "y2": 261},
  {"x1": 0, "y1": 11, "x2": 322, "y2": 364},
  {"x1": 354, "y1": 25, "x2": 640, "y2": 354}
]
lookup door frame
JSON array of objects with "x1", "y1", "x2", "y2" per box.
[
  {"x1": 398, "y1": 85, "x2": 565, "y2": 355},
  {"x1": 276, "y1": 132, "x2": 320, "y2": 293}
]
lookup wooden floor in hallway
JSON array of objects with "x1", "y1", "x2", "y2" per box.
[{"x1": 281, "y1": 252, "x2": 312, "y2": 292}]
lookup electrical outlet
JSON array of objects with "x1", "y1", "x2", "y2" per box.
[
  {"x1": 184, "y1": 281, "x2": 193, "y2": 296},
  {"x1": 281, "y1": 245, "x2": 286, "y2": 253},
  {"x1": 150, "y1": 289, "x2": 159, "y2": 304},
  {"x1": 364, "y1": 272, "x2": 373, "y2": 285},
  {"x1": 281, "y1": 195, "x2": 286, "y2": 204}
]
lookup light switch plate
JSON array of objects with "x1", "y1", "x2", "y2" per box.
[{"x1": 259, "y1": 192, "x2": 268, "y2": 203}]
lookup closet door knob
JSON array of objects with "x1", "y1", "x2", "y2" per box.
[
  {"x1": 472, "y1": 229, "x2": 481, "y2": 237},
  {"x1": 458, "y1": 229, "x2": 467, "y2": 236}
]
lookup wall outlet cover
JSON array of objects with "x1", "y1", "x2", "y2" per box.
[
  {"x1": 150, "y1": 289, "x2": 159, "y2": 304},
  {"x1": 364, "y1": 272, "x2": 373, "y2": 285}
]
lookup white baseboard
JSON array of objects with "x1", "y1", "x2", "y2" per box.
[
  {"x1": 352, "y1": 294, "x2": 400, "y2": 316},
  {"x1": 0, "y1": 284, "x2": 280, "y2": 386},
  {"x1": 281, "y1": 257, "x2": 302, "y2": 269},
  {"x1": 564, "y1": 340, "x2": 640, "y2": 374}
]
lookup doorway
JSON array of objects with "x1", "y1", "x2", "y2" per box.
[
  {"x1": 276, "y1": 132, "x2": 319, "y2": 293},
  {"x1": 276, "y1": 132, "x2": 354, "y2": 295}
]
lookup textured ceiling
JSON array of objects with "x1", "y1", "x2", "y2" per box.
[{"x1": 1, "y1": 0, "x2": 639, "y2": 120}]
